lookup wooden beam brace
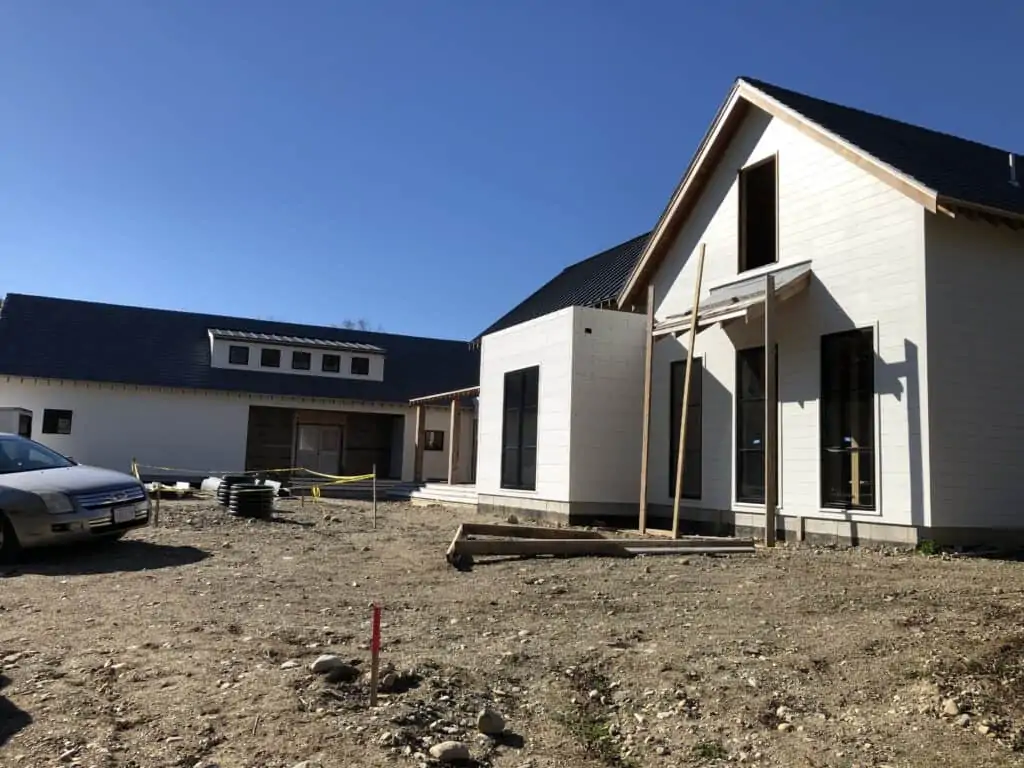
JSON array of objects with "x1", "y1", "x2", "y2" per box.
[
  {"x1": 763, "y1": 273, "x2": 778, "y2": 548},
  {"x1": 672, "y1": 243, "x2": 707, "y2": 539},
  {"x1": 447, "y1": 398, "x2": 460, "y2": 484},
  {"x1": 413, "y1": 404, "x2": 425, "y2": 482},
  {"x1": 638, "y1": 283, "x2": 656, "y2": 534}
]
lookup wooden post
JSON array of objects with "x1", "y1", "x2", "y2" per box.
[
  {"x1": 638, "y1": 284, "x2": 656, "y2": 535},
  {"x1": 764, "y1": 273, "x2": 778, "y2": 548},
  {"x1": 413, "y1": 404, "x2": 425, "y2": 482},
  {"x1": 372, "y1": 463, "x2": 377, "y2": 530},
  {"x1": 153, "y1": 487, "x2": 161, "y2": 527},
  {"x1": 671, "y1": 244, "x2": 707, "y2": 539},
  {"x1": 447, "y1": 398, "x2": 461, "y2": 485}
]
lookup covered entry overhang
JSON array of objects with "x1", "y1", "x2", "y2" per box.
[
  {"x1": 653, "y1": 261, "x2": 812, "y2": 338},
  {"x1": 408, "y1": 385, "x2": 479, "y2": 483}
]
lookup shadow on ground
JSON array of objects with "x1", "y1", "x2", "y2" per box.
[
  {"x1": 1, "y1": 539, "x2": 209, "y2": 577},
  {"x1": 0, "y1": 675, "x2": 31, "y2": 747}
]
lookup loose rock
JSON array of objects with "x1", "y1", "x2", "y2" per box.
[
  {"x1": 429, "y1": 741, "x2": 471, "y2": 762},
  {"x1": 476, "y1": 707, "x2": 505, "y2": 736},
  {"x1": 942, "y1": 698, "x2": 960, "y2": 717}
]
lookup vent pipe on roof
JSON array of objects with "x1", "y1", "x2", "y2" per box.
[{"x1": 1011, "y1": 153, "x2": 1020, "y2": 188}]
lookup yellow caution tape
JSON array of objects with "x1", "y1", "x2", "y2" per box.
[{"x1": 132, "y1": 461, "x2": 377, "y2": 485}]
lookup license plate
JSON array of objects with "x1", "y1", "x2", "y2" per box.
[{"x1": 112, "y1": 506, "x2": 136, "y2": 524}]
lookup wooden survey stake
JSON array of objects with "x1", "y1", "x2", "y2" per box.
[
  {"x1": 671, "y1": 244, "x2": 707, "y2": 539},
  {"x1": 369, "y1": 604, "x2": 381, "y2": 706}
]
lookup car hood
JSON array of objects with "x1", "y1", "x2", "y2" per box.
[{"x1": 0, "y1": 465, "x2": 141, "y2": 495}]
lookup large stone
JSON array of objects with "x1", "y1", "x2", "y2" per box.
[
  {"x1": 428, "y1": 741, "x2": 470, "y2": 762},
  {"x1": 310, "y1": 655, "x2": 359, "y2": 682},
  {"x1": 942, "y1": 698, "x2": 960, "y2": 717},
  {"x1": 476, "y1": 707, "x2": 505, "y2": 736}
]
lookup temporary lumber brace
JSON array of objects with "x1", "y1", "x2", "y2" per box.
[
  {"x1": 764, "y1": 272, "x2": 778, "y2": 548},
  {"x1": 445, "y1": 522, "x2": 754, "y2": 570},
  {"x1": 671, "y1": 243, "x2": 707, "y2": 539},
  {"x1": 638, "y1": 283, "x2": 656, "y2": 535}
]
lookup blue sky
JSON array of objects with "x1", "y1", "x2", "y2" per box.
[{"x1": 2, "y1": 1, "x2": 1021, "y2": 340}]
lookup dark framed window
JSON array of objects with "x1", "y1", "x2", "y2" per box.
[
  {"x1": 228, "y1": 345, "x2": 250, "y2": 365},
  {"x1": 351, "y1": 356, "x2": 370, "y2": 376},
  {"x1": 42, "y1": 409, "x2": 73, "y2": 435},
  {"x1": 739, "y1": 155, "x2": 778, "y2": 273},
  {"x1": 322, "y1": 354, "x2": 341, "y2": 373},
  {"x1": 735, "y1": 345, "x2": 778, "y2": 504},
  {"x1": 501, "y1": 366, "x2": 539, "y2": 490},
  {"x1": 260, "y1": 348, "x2": 281, "y2": 368},
  {"x1": 425, "y1": 430, "x2": 444, "y2": 451},
  {"x1": 821, "y1": 328, "x2": 875, "y2": 510},
  {"x1": 669, "y1": 357, "x2": 702, "y2": 500},
  {"x1": 291, "y1": 351, "x2": 311, "y2": 370}
]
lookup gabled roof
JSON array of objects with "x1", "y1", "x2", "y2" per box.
[
  {"x1": 475, "y1": 232, "x2": 650, "y2": 341},
  {"x1": 618, "y1": 76, "x2": 1024, "y2": 307},
  {"x1": 0, "y1": 293, "x2": 479, "y2": 403}
]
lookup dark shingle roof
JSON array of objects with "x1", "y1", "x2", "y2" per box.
[
  {"x1": 0, "y1": 294, "x2": 479, "y2": 402},
  {"x1": 476, "y1": 232, "x2": 650, "y2": 340},
  {"x1": 744, "y1": 77, "x2": 1024, "y2": 215}
]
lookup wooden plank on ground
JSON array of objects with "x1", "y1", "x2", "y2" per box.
[
  {"x1": 459, "y1": 522, "x2": 607, "y2": 539},
  {"x1": 451, "y1": 537, "x2": 754, "y2": 558}
]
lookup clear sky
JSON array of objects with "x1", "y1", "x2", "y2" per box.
[{"x1": 2, "y1": 1, "x2": 1021, "y2": 340}]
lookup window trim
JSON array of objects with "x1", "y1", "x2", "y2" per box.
[
  {"x1": 260, "y1": 348, "x2": 282, "y2": 368},
  {"x1": 424, "y1": 430, "x2": 445, "y2": 451},
  {"x1": 819, "y1": 326, "x2": 877, "y2": 512},
  {"x1": 351, "y1": 356, "x2": 370, "y2": 376},
  {"x1": 42, "y1": 409, "x2": 73, "y2": 435},
  {"x1": 668, "y1": 356, "x2": 702, "y2": 500},
  {"x1": 733, "y1": 344, "x2": 779, "y2": 506},
  {"x1": 500, "y1": 365, "x2": 539, "y2": 491},
  {"x1": 228, "y1": 345, "x2": 250, "y2": 366},
  {"x1": 737, "y1": 153, "x2": 779, "y2": 274},
  {"x1": 321, "y1": 354, "x2": 341, "y2": 373},
  {"x1": 291, "y1": 350, "x2": 311, "y2": 370}
]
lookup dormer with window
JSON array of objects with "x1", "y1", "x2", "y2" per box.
[{"x1": 208, "y1": 329, "x2": 386, "y2": 382}]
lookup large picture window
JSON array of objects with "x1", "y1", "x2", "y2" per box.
[
  {"x1": 735, "y1": 345, "x2": 778, "y2": 504},
  {"x1": 820, "y1": 328, "x2": 875, "y2": 509},
  {"x1": 669, "y1": 357, "x2": 702, "y2": 500},
  {"x1": 501, "y1": 366, "x2": 539, "y2": 490}
]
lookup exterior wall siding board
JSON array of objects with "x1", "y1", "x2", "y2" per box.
[
  {"x1": 925, "y1": 215, "x2": 1024, "y2": 529},
  {"x1": 567, "y1": 307, "x2": 648, "y2": 505},
  {"x1": 647, "y1": 110, "x2": 928, "y2": 528},
  {"x1": 1, "y1": 377, "x2": 437, "y2": 483},
  {"x1": 476, "y1": 309, "x2": 575, "y2": 502}
]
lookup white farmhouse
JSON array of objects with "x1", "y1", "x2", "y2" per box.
[
  {"x1": 472, "y1": 76, "x2": 1024, "y2": 547},
  {"x1": 0, "y1": 295, "x2": 478, "y2": 488}
]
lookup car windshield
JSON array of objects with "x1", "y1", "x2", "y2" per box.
[{"x1": 0, "y1": 435, "x2": 75, "y2": 474}]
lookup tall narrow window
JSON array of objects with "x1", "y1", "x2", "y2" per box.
[
  {"x1": 669, "y1": 357, "x2": 702, "y2": 499},
  {"x1": 820, "y1": 328, "x2": 875, "y2": 509},
  {"x1": 739, "y1": 156, "x2": 778, "y2": 272},
  {"x1": 735, "y1": 345, "x2": 778, "y2": 504},
  {"x1": 501, "y1": 366, "x2": 539, "y2": 490}
]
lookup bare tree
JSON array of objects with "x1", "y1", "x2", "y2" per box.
[{"x1": 330, "y1": 319, "x2": 383, "y2": 332}]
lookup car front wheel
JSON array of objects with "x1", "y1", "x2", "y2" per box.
[{"x1": 0, "y1": 511, "x2": 22, "y2": 564}]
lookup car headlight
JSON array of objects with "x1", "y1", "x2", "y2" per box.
[{"x1": 39, "y1": 491, "x2": 74, "y2": 515}]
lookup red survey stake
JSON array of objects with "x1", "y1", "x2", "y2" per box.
[{"x1": 369, "y1": 603, "x2": 382, "y2": 706}]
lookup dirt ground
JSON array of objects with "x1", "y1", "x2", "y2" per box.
[{"x1": 3, "y1": 498, "x2": 1024, "y2": 768}]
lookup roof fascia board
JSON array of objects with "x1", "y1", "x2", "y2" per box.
[
  {"x1": 617, "y1": 83, "x2": 745, "y2": 308},
  {"x1": 937, "y1": 197, "x2": 1024, "y2": 229},
  {"x1": 736, "y1": 81, "x2": 939, "y2": 214}
]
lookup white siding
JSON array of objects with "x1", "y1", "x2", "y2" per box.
[
  {"x1": 476, "y1": 309, "x2": 574, "y2": 502},
  {"x1": 649, "y1": 108, "x2": 928, "y2": 527},
  {"x1": 925, "y1": 215, "x2": 1024, "y2": 529},
  {"x1": 568, "y1": 307, "x2": 647, "y2": 503},
  {"x1": 2, "y1": 377, "x2": 424, "y2": 481}
]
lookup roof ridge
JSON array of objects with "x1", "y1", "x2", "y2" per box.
[
  {"x1": 1, "y1": 292, "x2": 470, "y2": 345},
  {"x1": 739, "y1": 76, "x2": 1023, "y2": 157}
]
